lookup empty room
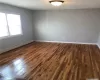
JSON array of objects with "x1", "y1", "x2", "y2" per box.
[{"x1": 0, "y1": 0, "x2": 100, "y2": 80}]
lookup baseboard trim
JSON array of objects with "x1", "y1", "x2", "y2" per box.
[
  {"x1": 35, "y1": 40, "x2": 96, "y2": 45},
  {"x1": 0, "y1": 40, "x2": 97, "y2": 54},
  {"x1": 0, "y1": 40, "x2": 34, "y2": 54},
  {"x1": 97, "y1": 45, "x2": 100, "y2": 49}
]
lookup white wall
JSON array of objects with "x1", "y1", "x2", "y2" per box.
[
  {"x1": 0, "y1": 3, "x2": 34, "y2": 53},
  {"x1": 33, "y1": 10, "x2": 100, "y2": 44}
]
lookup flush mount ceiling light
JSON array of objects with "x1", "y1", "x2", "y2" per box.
[{"x1": 49, "y1": 0, "x2": 64, "y2": 6}]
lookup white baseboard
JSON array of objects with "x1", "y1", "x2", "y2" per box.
[
  {"x1": 0, "y1": 40, "x2": 98, "y2": 54},
  {"x1": 0, "y1": 40, "x2": 34, "y2": 54},
  {"x1": 97, "y1": 45, "x2": 100, "y2": 49},
  {"x1": 35, "y1": 40, "x2": 96, "y2": 45}
]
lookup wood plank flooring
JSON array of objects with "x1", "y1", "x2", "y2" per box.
[{"x1": 0, "y1": 42, "x2": 100, "y2": 80}]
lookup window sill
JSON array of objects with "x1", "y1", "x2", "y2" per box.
[{"x1": 0, "y1": 34, "x2": 23, "y2": 40}]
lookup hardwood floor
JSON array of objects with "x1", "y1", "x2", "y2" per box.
[{"x1": 0, "y1": 42, "x2": 100, "y2": 80}]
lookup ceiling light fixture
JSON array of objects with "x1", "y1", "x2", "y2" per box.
[{"x1": 49, "y1": 0, "x2": 64, "y2": 6}]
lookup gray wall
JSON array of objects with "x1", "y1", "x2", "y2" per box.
[
  {"x1": 97, "y1": 32, "x2": 100, "y2": 48},
  {"x1": 98, "y1": 36, "x2": 100, "y2": 48},
  {"x1": 33, "y1": 10, "x2": 100, "y2": 44},
  {"x1": 0, "y1": 4, "x2": 100, "y2": 53},
  {"x1": 0, "y1": 3, "x2": 34, "y2": 53}
]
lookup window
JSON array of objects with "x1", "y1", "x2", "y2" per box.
[
  {"x1": 0, "y1": 12, "x2": 22, "y2": 38},
  {"x1": 0, "y1": 13, "x2": 8, "y2": 37}
]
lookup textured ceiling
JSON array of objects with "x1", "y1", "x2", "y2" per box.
[{"x1": 0, "y1": 0, "x2": 100, "y2": 10}]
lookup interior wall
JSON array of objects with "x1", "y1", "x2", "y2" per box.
[
  {"x1": 97, "y1": 22, "x2": 100, "y2": 48},
  {"x1": 97, "y1": 33, "x2": 100, "y2": 48},
  {"x1": 0, "y1": 3, "x2": 34, "y2": 53},
  {"x1": 33, "y1": 9, "x2": 100, "y2": 44},
  {"x1": 0, "y1": 4, "x2": 100, "y2": 53}
]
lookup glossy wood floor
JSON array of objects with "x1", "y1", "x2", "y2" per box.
[{"x1": 0, "y1": 42, "x2": 100, "y2": 80}]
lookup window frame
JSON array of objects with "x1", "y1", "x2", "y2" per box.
[{"x1": 0, "y1": 12, "x2": 23, "y2": 39}]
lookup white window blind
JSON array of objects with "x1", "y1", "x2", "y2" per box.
[
  {"x1": 7, "y1": 14, "x2": 22, "y2": 35},
  {"x1": 0, "y1": 13, "x2": 8, "y2": 37},
  {"x1": 0, "y1": 12, "x2": 22, "y2": 38}
]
